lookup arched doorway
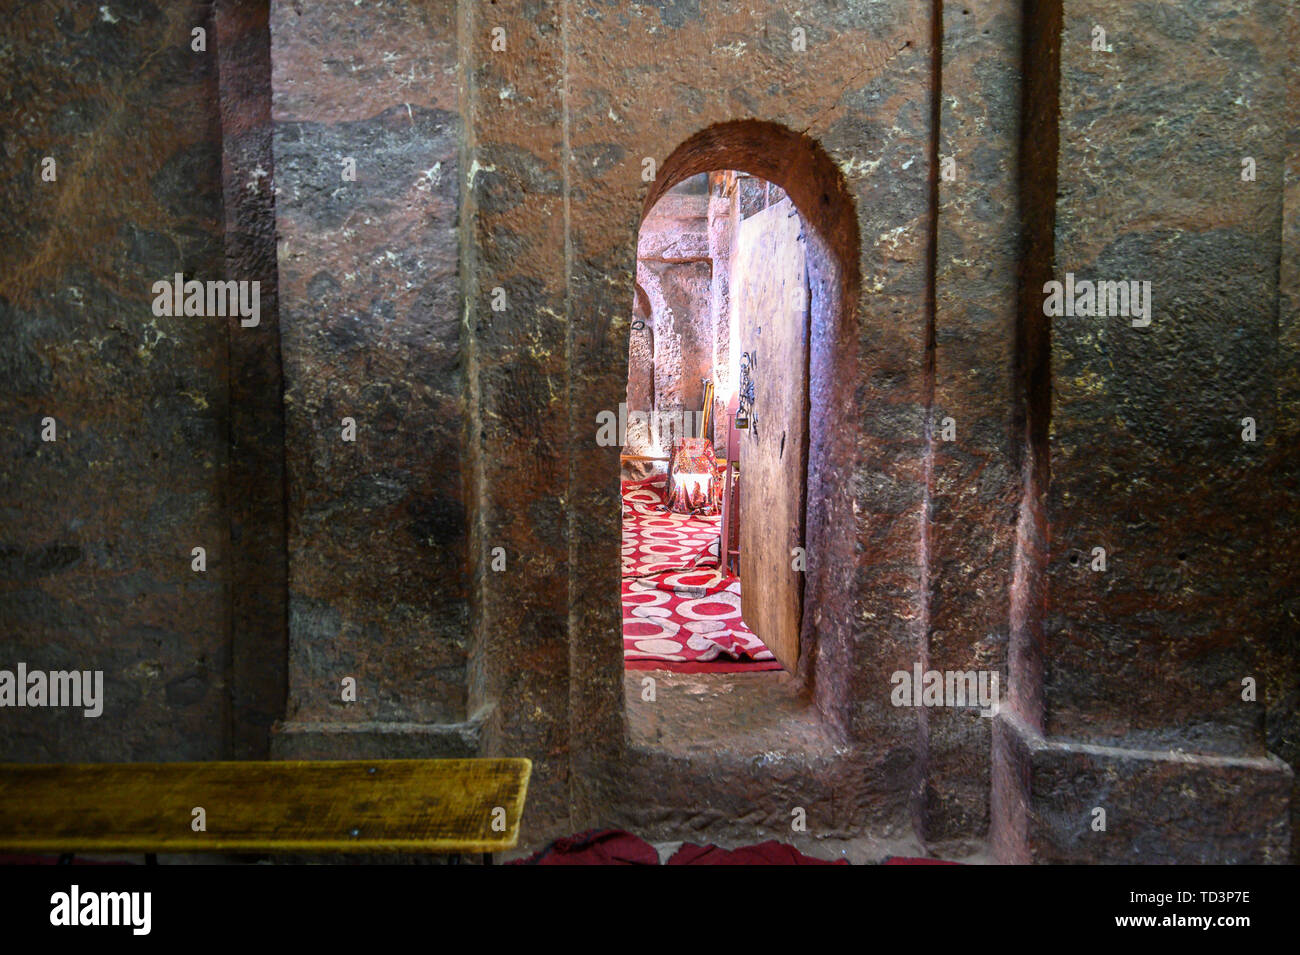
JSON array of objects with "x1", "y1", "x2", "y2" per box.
[
  {"x1": 619, "y1": 170, "x2": 809, "y2": 676},
  {"x1": 615, "y1": 122, "x2": 862, "y2": 740},
  {"x1": 567, "y1": 118, "x2": 932, "y2": 848}
]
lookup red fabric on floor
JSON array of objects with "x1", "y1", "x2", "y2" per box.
[
  {"x1": 624, "y1": 659, "x2": 784, "y2": 673},
  {"x1": 667, "y1": 841, "x2": 848, "y2": 865},
  {"x1": 510, "y1": 830, "x2": 848, "y2": 865},
  {"x1": 509, "y1": 829, "x2": 660, "y2": 866},
  {"x1": 621, "y1": 476, "x2": 721, "y2": 578},
  {"x1": 621, "y1": 476, "x2": 779, "y2": 670}
]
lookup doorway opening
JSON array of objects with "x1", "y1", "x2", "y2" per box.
[
  {"x1": 597, "y1": 120, "x2": 863, "y2": 769},
  {"x1": 620, "y1": 169, "x2": 813, "y2": 682},
  {"x1": 572, "y1": 120, "x2": 908, "y2": 843}
]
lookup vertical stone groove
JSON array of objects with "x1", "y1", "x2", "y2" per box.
[
  {"x1": 1007, "y1": 0, "x2": 1061, "y2": 734},
  {"x1": 458, "y1": 0, "x2": 488, "y2": 724},
  {"x1": 561, "y1": 0, "x2": 578, "y2": 829},
  {"x1": 915, "y1": 0, "x2": 944, "y2": 846}
]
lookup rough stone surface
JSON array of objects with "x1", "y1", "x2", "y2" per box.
[
  {"x1": 925, "y1": 0, "x2": 1024, "y2": 846},
  {"x1": 623, "y1": 282, "x2": 657, "y2": 476},
  {"x1": 623, "y1": 189, "x2": 716, "y2": 473},
  {"x1": 269, "y1": 0, "x2": 469, "y2": 735},
  {"x1": 3, "y1": 0, "x2": 1295, "y2": 863},
  {"x1": 0, "y1": 1, "x2": 231, "y2": 760},
  {"x1": 643, "y1": 261, "x2": 711, "y2": 416},
  {"x1": 460, "y1": 0, "x2": 572, "y2": 832},
  {"x1": 620, "y1": 669, "x2": 918, "y2": 856},
  {"x1": 1274, "y1": 0, "x2": 1300, "y2": 860},
  {"x1": 994, "y1": 712, "x2": 1292, "y2": 864},
  {"x1": 992, "y1": 0, "x2": 1297, "y2": 862},
  {"x1": 1043, "y1": 1, "x2": 1287, "y2": 752},
  {"x1": 216, "y1": 0, "x2": 288, "y2": 760},
  {"x1": 706, "y1": 176, "x2": 737, "y2": 438}
]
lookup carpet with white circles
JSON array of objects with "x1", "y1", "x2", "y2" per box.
[{"x1": 621, "y1": 477, "x2": 780, "y2": 671}]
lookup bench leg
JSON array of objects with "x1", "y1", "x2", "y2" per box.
[
  {"x1": 57, "y1": 853, "x2": 74, "y2": 865},
  {"x1": 482, "y1": 853, "x2": 493, "y2": 866},
  {"x1": 448, "y1": 853, "x2": 462, "y2": 865},
  {"x1": 145, "y1": 853, "x2": 158, "y2": 866}
]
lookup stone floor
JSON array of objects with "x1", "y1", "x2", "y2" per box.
[
  {"x1": 620, "y1": 667, "x2": 991, "y2": 864},
  {"x1": 624, "y1": 667, "x2": 839, "y2": 758}
]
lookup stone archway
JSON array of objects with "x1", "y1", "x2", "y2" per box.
[
  {"x1": 635, "y1": 122, "x2": 863, "y2": 722},
  {"x1": 566, "y1": 120, "x2": 932, "y2": 845}
]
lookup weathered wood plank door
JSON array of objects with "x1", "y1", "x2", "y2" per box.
[{"x1": 732, "y1": 196, "x2": 808, "y2": 673}]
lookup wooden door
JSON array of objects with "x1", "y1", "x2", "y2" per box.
[{"x1": 732, "y1": 196, "x2": 808, "y2": 672}]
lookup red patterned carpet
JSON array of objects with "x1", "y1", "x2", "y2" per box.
[{"x1": 621, "y1": 477, "x2": 781, "y2": 671}]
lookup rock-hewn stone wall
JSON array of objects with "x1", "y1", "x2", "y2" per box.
[
  {"x1": 268, "y1": 0, "x2": 469, "y2": 752},
  {"x1": 630, "y1": 190, "x2": 714, "y2": 459},
  {"x1": 1, "y1": 1, "x2": 233, "y2": 761},
  {"x1": 995, "y1": 0, "x2": 1296, "y2": 863},
  {"x1": 4, "y1": 0, "x2": 1295, "y2": 861}
]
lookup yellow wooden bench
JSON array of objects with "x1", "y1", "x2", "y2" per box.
[{"x1": 0, "y1": 758, "x2": 530, "y2": 865}]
